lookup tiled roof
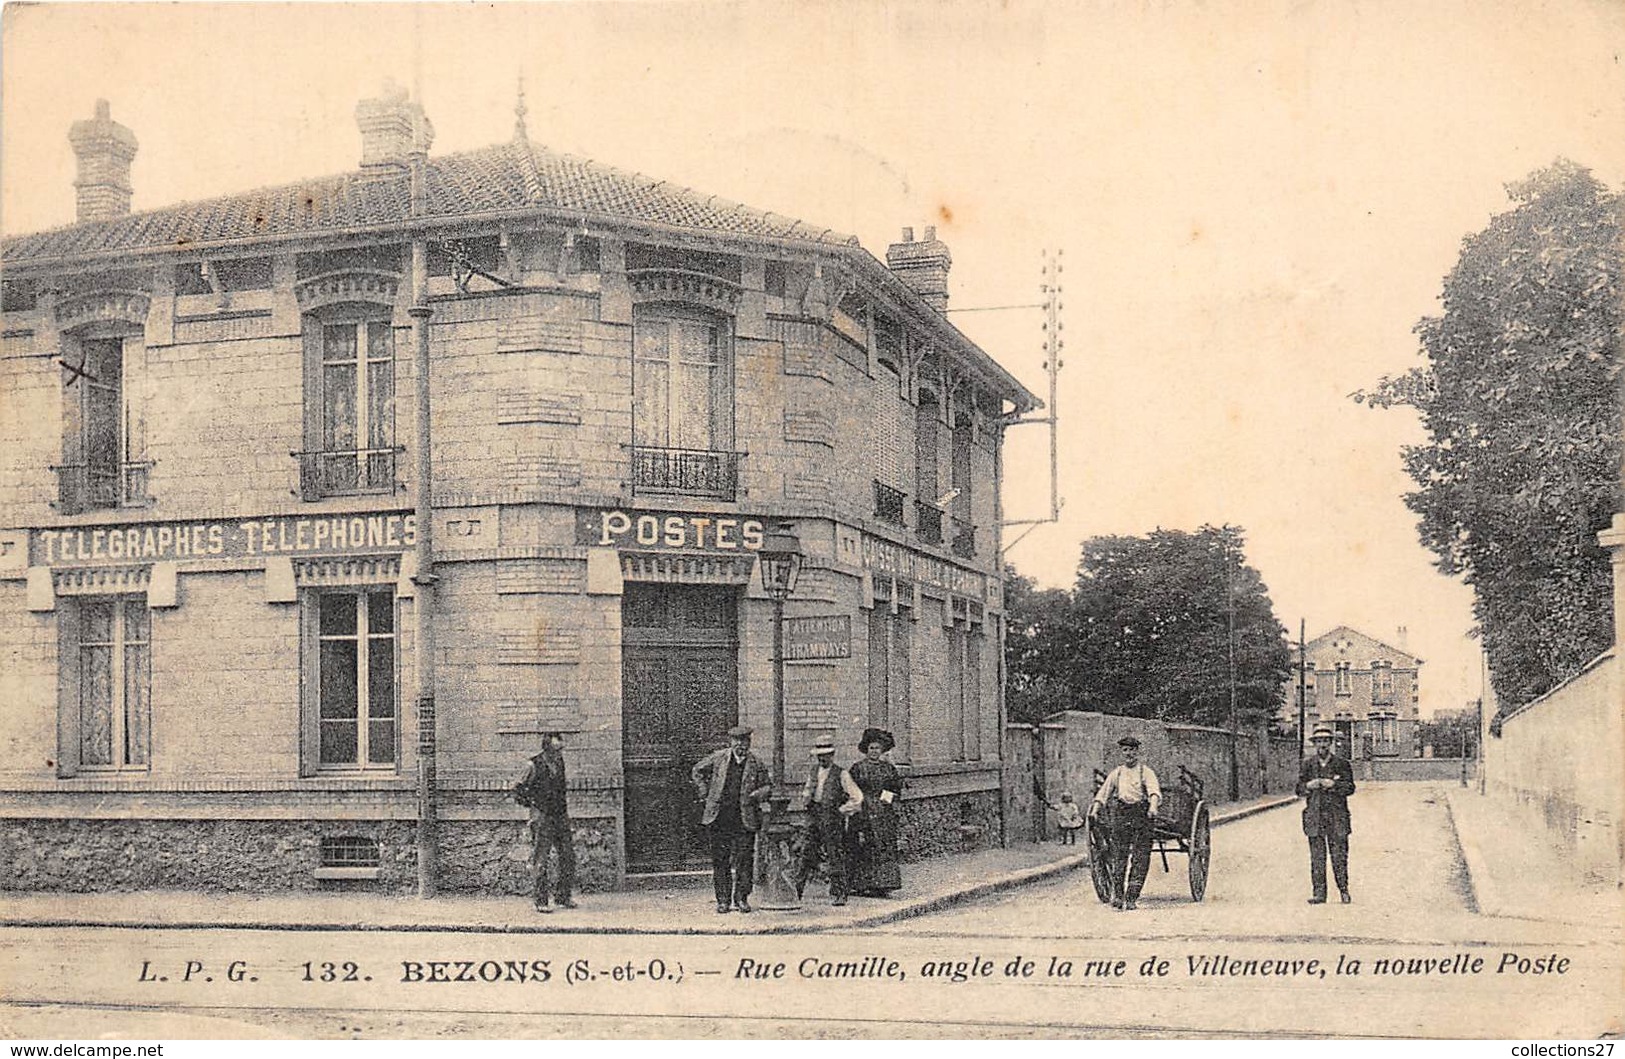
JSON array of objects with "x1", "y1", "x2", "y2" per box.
[{"x1": 2, "y1": 138, "x2": 858, "y2": 266}]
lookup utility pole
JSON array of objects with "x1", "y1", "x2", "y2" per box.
[
  {"x1": 1000, "y1": 248, "x2": 1066, "y2": 554},
  {"x1": 408, "y1": 102, "x2": 438, "y2": 898},
  {"x1": 1225, "y1": 527, "x2": 1239, "y2": 801},
  {"x1": 1297, "y1": 618, "x2": 1308, "y2": 761}
]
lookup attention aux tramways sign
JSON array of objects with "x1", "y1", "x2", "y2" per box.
[{"x1": 32, "y1": 513, "x2": 418, "y2": 567}]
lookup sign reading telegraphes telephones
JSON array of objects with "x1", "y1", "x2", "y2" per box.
[{"x1": 32, "y1": 512, "x2": 417, "y2": 567}]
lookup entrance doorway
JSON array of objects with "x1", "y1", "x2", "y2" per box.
[{"x1": 621, "y1": 583, "x2": 740, "y2": 873}]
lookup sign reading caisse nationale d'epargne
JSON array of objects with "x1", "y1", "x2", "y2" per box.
[{"x1": 31, "y1": 512, "x2": 418, "y2": 566}]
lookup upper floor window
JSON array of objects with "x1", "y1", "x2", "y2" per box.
[
  {"x1": 1372, "y1": 661, "x2": 1394, "y2": 704},
  {"x1": 914, "y1": 392, "x2": 942, "y2": 544},
  {"x1": 301, "y1": 316, "x2": 396, "y2": 498},
  {"x1": 631, "y1": 306, "x2": 736, "y2": 499},
  {"x1": 1334, "y1": 661, "x2": 1352, "y2": 696},
  {"x1": 873, "y1": 360, "x2": 907, "y2": 526},
  {"x1": 56, "y1": 334, "x2": 152, "y2": 513},
  {"x1": 950, "y1": 412, "x2": 975, "y2": 559}
]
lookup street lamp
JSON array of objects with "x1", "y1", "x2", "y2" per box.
[{"x1": 755, "y1": 521, "x2": 803, "y2": 909}]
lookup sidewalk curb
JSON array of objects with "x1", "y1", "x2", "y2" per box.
[
  {"x1": 0, "y1": 796, "x2": 1302, "y2": 937},
  {"x1": 1441, "y1": 789, "x2": 1487, "y2": 916}
]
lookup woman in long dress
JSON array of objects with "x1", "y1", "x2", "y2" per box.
[{"x1": 848, "y1": 728, "x2": 903, "y2": 896}]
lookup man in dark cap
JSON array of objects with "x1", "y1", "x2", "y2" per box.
[
  {"x1": 796, "y1": 738, "x2": 864, "y2": 906},
  {"x1": 1299, "y1": 724, "x2": 1356, "y2": 904},
  {"x1": 692, "y1": 725, "x2": 772, "y2": 914},
  {"x1": 1089, "y1": 734, "x2": 1162, "y2": 910},
  {"x1": 512, "y1": 731, "x2": 577, "y2": 913}
]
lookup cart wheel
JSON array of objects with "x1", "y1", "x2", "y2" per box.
[
  {"x1": 1188, "y1": 802, "x2": 1211, "y2": 902},
  {"x1": 1086, "y1": 818, "x2": 1113, "y2": 904}
]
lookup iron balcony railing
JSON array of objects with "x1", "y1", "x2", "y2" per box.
[
  {"x1": 293, "y1": 447, "x2": 402, "y2": 499},
  {"x1": 915, "y1": 502, "x2": 944, "y2": 545},
  {"x1": 873, "y1": 481, "x2": 907, "y2": 527},
  {"x1": 950, "y1": 518, "x2": 976, "y2": 559},
  {"x1": 631, "y1": 446, "x2": 740, "y2": 501},
  {"x1": 52, "y1": 460, "x2": 155, "y2": 514}
]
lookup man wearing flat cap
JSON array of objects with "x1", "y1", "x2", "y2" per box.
[
  {"x1": 1090, "y1": 734, "x2": 1162, "y2": 910},
  {"x1": 692, "y1": 725, "x2": 772, "y2": 914},
  {"x1": 796, "y1": 738, "x2": 864, "y2": 906},
  {"x1": 1298, "y1": 724, "x2": 1356, "y2": 904}
]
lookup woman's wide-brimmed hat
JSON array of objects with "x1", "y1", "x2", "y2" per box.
[{"x1": 859, "y1": 727, "x2": 896, "y2": 753}]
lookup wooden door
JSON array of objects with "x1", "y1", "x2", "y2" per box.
[{"x1": 621, "y1": 585, "x2": 739, "y2": 873}]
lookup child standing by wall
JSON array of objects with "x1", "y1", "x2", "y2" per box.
[{"x1": 1048, "y1": 792, "x2": 1085, "y2": 845}]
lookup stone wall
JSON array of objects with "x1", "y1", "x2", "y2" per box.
[
  {"x1": 439, "y1": 817, "x2": 620, "y2": 894},
  {"x1": 0, "y1": 815, "x2": 621, "y2": 894},
  {"x1": 0, "y1": 817, "x2": 417, "y2": 893},
  {"x1": 1483, "y1": 650, "x2": 1620, "y2": 885},
  {"x1": 897, "y1": 788, "x2": 1000, "y2": 860},
  {"x1": 1371, "y1": 757, "x2": 1471, "y2": 782},
  {"x1": 1036, "y1": 711, "x2": 1301, "y2": 816},
  {"x1": 1000, "y1": 723, "x2": 1039, "y2": 844}
]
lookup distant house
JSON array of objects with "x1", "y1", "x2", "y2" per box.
[{"x1": 1280, "y1": 626, "x2": 1422, "y2": 761}]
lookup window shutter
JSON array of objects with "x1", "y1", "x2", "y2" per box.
[
  {"x1": 298, "y1": 591, "x2": 320, "y2": 776},
  {"x1": 873, "y1": 369, "x2": 903, "y2": 489},
  {"x1": 300, "y1": 317, "x2": 324, "y2": 501},
  {"x1": 711, "y1": 319, "x2": 734, "y2": 452},
  {"x1": 56, "y1": 600, "x2": 81, "y2": 778}
]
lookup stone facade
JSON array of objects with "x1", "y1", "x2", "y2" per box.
[{"x1": 0, "y1": 93, "x2": 1035, "y2": 892}]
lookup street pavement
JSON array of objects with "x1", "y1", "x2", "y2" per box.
[{"x1": 1, "y1": 783, "x2": 1618, "y2": 1039}]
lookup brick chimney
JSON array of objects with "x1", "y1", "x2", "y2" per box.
[
  {"x1": 68, "y1": 100, "x2": 138, "y2": 222},
  {"x1": 885, "y1": 225, "x2": 952, "y2": 311},
  {"x1": 355, "y1": 79, "x2": 434, "y2": 171}
]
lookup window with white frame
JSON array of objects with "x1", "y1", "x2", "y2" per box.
[
  {"x1": 322, "y1": 319, "x2": 394, "y2": 494},
  {"x1": 1334, "y1": 661, "x2": 1351, "y2": 696},
  {"x1": 72, "y1": 596, "x2": 150, "y2": 770},
  {"x1": 314, "y1": 589, "x2": 397, "y2": 768},
  {"x1": 301, "y1": 314, "x2": 395, "y2": 498},
  {"x1": 633, "y1": 307, "x2": 731, "y2": 453},
  {"x1": 1372, "y1": 661, "x2": 1394, "y2": 704}
]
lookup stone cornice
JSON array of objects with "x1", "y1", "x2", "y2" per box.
[{"x1": 294, "y1": 269, "x2": 402, "y2": 312}]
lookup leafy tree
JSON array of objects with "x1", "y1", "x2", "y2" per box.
[
  {"x1": 1003, "y1": 526, "x2": 1291, "y2": 728},
  {"x1": 1355, "y1": 161, "x2": 1622, "y2": 710},
  {"x1": 1003, "y1": 566, "x2": 1080, "y2": 725},
  {"x1": 1417, "y1": 712, "x2": 1479, "y2": 759}
]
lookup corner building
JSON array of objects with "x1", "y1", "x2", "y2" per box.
[{"x1": 0, "y1": 92, "x2": 1038, "y2": 892}]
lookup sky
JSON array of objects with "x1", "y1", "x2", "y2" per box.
[{"x1": 4, "y1": 0, "x2": 1623, "y2": 718}]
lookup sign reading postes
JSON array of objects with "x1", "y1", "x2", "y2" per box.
[
  {"x1": 32, "y1": 513, "x2": 417, "y2": 567},
  {"x1": 785, "y1": 614, "x2": 852, "y2": 661},
  {"x1": 577, "y1": 508, "x2": 766, "y2": 553}
]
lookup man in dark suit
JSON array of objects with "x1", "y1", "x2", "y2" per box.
[
  {"x1": 1298, "y1": 724, "x2": 1357, "y2": 904},
  {"x1": 513, "y1": 731, "x2": 577, "y2": 913},
  {"x1": 691, "y1": 725, "x2": 773, "y2": 914}
]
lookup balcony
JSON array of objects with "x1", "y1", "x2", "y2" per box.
[
  {"x1": 873, "y1": 481, "x2": 907, "y2": 527},
  {"x1": 631, "y1": 446, "x2": 739, "y2": 501},
  {"x1": 915, "y1": 502, "x2": 944, "y2": 545},
  {"x1": 950, "y1": 518, "x2": 976, "y2": 559},
  {"x1": 53, "y1": 460, "x2": 155, "y2": 514},
  {"x1": 294, "y1": 447, "x2": 401, "y2": 499}
]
